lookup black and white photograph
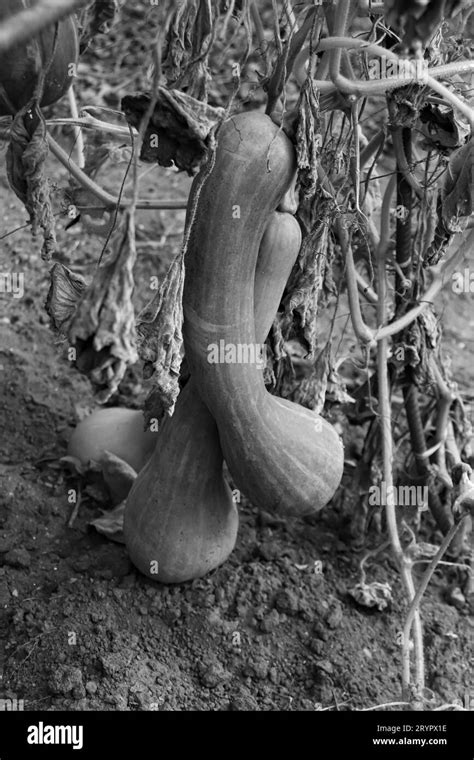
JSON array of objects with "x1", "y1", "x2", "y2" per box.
[{"x1": 0, "y1": 0, "x2": 472, "y2": 753}]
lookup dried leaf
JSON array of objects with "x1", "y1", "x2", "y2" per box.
[
  {"x1": 78, "y1": 0, "x2": 120, "y2": 54},
  {"x1": 441, "y1": 139, "x2": 473, "y2": 225},
  {"x1": 6, "y1": 107, "x2": 56, "y2": 259},
  {"x1": 348, "y1": 581, "x2": 392, "y2": 611},
  {"x1": 279, "y1": 220, "x2": 333, "y2": 356},
  {"x1": 90, "y1": 501, "x2": 126, "y2": 544},
  {"x1": 425, "y1": 141, "x2": 472, "y2": 265},
  {"x1": 137, "y1": 251, "x2": 185, "y2": 423},
  {"x1": 45, "y1": 263, "x2": 88, "y2": 334},
  {"x1": 295, "y1": 78, "x2": 321, "y2": 200},
  {"x1": 419, "y1": 102, "x2": 470, "y2": 151},
  {"x1": 163, "y1": 0, "x2": 214, "y2": 100},
  {"x1": 67, "y1": 214, "x2": 138, "y2": 403},
  {"x1": 122, "y1": 87, "x2": 224, "y2": 175}
]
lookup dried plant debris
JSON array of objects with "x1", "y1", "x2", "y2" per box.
[
  {"x1": 393, "y1": 306, "x2": 440, "y2": 388},
  {"x1": 348, "y1": 581, "x2": 392, "y2": 611},
  {"x1": 122, "y1": 87, "x2": 224, "y2": 175},
  {"x1": 90, "y1": 502, "x2": 126, "y2": 544},
  {"x1": 419, "y1": 103, "x2": 471, "y2": 151},
  {"x1": 439, "y1": 139, "x2": 473, "y2": 224},
  {"x1": 67, "y1": 215, "x2": 138, "y2": 403},
  {"x1": 278, "y1": 219, "x2": 334, "y2": 356},
  {"x1": 45, "y1": 263, "x2": 88, "y2": 334},
  {"x1": 295, "y1": 78, "x2": 321, "y2": 200},
  {"x1": 6, "y1": 107, "x2": 56, "y2": 259},
  {"x1": 425, "y1": 139, "x2": 473, "y2": 265},
  {"x1": 137, "y1": 252, "x2": 185, "y2": 424},
  {"x1": 78, "y1": 0, "x2": 121, "y2": 53},
  {"x1": 163, "y1": 0, "x2": 214, "y2": 100}
]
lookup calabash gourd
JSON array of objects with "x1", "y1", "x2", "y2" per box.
[
  {"x1": 0, "y1": 0, "x2": 78, "y2": 116},
  {"x1": 67, "y1": 407, "x2": 157, "y2": 473},
  {"x1": 183, "y1": 111, "x2": 344, "y2": 515},
  {"x1": 123, "y1": 199, "x2": 302, "y2": 583}
]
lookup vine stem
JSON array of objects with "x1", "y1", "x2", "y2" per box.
[
  {"x1": 47, "y1": 115, "x2": 136, "y2": 136},
  {"x1": 46, "y1": 133, "x2": 188, "y2": 210},
  {"x1": 376, "y1": 176, "x2": 425, "y2": 708},
  {"x1": 375, "y1": 228, "x2": 474, "y2": 341},
  {"x1": 67, "y1": 87, "x2": 85, "y2": 170},
  {"x1": 312, "y1": 35, "x2": 474, "y2": 126},
  {"x1": 402, "y1": 517, "x2": 468, "y2": 683}
]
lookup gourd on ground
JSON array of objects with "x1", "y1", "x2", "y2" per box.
[{"x1": 123, "y1": 195, "x2": 302, "y2": 583}]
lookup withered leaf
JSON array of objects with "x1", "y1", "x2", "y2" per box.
[
  {"x1": 279, "y1": 219, "x2": 332, "y2": 356},
  {"x1": 122, "y1": 87, "x2": 224, "y2": 175},
  {"x1": 441, "y1": 138, "x2": 473, "y2": 226},
  {"x1": 6, "y1": 107, "x2": 56, "y2": 259},
  {"x1": 419, "y1": 102, "x2": 471, "y2": 151},
  {"x1": 67, "y1": 214, "x2": 138, "y2": 403},
  {"x1": 137, "y1": 251, "x2": 185, "y2": 423},
  {"x1": 90, "y1": 502, "x2": 126, "y2": 544},
  {"x1": 78, "y1": 0, "x2": 120, "y2": 53},
  {"x1": 348, "y1": 581, "x2": 392, "y2": 611},
  {"x1": 425, "y1": 138, "x2": 473, "y2": 265},
  {"x1": 163, "y1": 0, "x2": 214, "y2": 100},
  {"x1": 295, "y1": 77, "x2": 321, "y2": 200},
  {"x1": 45, "y1": 262, "x2": 88, "y2": 334}
]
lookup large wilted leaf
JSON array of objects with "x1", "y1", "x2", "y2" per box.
[
  {"x1": 441, "y1": 139, "x2": 473, "y2": 225},
  {"x1": 67, "y1": 215, "x2": 138, "y2": 403},
  {"x1": 136, "y1": 252, "x2": 185, "y2": 424},
  {"x1": 163, "y1": 0, "x2": 214, "y2": 100},
  {"x1": 6, "y1": 108, "x2": 56, "y2": 259},
  {"x1": 425, "y1": 138, "x2": 473, "y2": 265},
  {"x1": 122, "y1": 87, "x2": 224, "y2": 175},
  {"x1": 278, "y1": 219, "x2": 334, "y2": 357},
  {"x1": 419, "y1": 102, "x2": 471, "y2": 151}
]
